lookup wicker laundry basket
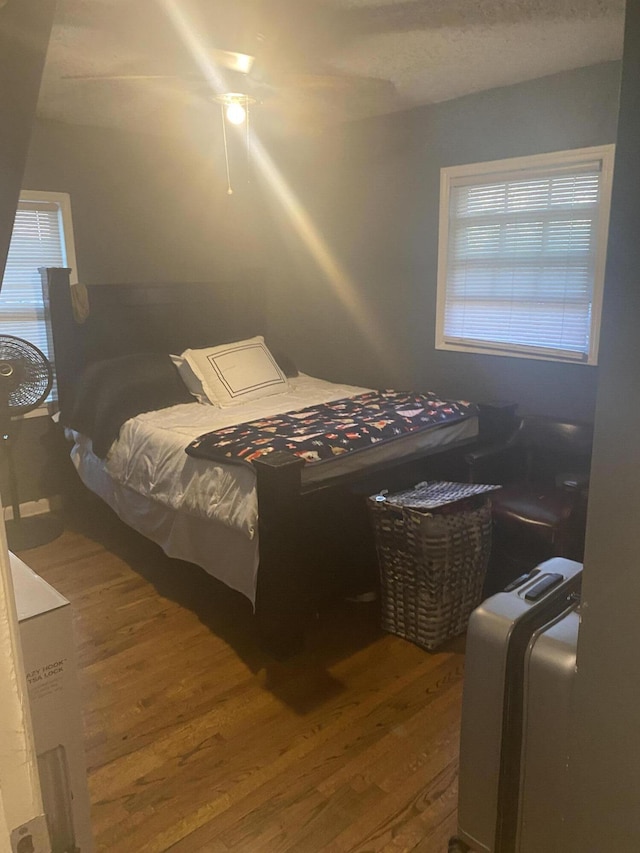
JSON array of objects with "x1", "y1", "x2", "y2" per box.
[{"x1": 368, "y1": 481, "x2": 498, "y2": 651}]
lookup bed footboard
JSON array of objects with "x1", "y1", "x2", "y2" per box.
[{"x1": 253, "y1": 452, "x2": 308, "y2": 654}]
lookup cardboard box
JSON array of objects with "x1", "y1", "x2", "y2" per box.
[{"x1": 11, "y1": 552, "x2": 94, "y2": 852}]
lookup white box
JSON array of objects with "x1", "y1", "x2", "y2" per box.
[{"x1": 11, "y1": 552, "x2": 94, "y2": 852}]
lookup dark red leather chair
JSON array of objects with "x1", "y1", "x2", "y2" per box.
[{"x1": 466, "y1": 416, "x2": 593, "y2": 595}]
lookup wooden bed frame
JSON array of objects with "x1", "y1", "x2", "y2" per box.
[{"x1": 42, "y1": 267, "x2": 480, "y2": 655}]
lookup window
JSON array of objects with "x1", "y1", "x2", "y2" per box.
[
  {"x1": 0, "y1": 190, "x2": 78, "y2": 375},
  {"x1": 436, "y1": 145, "x2": 615, "y2": 364}
]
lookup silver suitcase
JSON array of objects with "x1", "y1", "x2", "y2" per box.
[{"x1": 450, "y1": 557, "x2": 582, "y2": 853}]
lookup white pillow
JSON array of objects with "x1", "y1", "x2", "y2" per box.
[
  {"x1": 170, "y1": 354, "x2": 211, "y2": 404},
  {"x1": 180, "y1": 336, "x2": 289, "y2": 407}
]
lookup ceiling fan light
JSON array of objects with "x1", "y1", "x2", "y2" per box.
[{"x1": 226, "y1": 101, "x2": 247, "y2": 124}]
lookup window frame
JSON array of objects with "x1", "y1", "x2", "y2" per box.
[
  {"x1": 435, "y1": 144, "x2": 616, "y2": 365},
  {"x1": 18, "y1": 189, "x2": 79, "y2": 286}
]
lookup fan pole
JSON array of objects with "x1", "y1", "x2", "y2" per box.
[
  {"x1": 4, "y1": 435, "x2": 21, "y2": 525},
  {"x1": 2, "y1": 430, "x2": 62, "y2": 552}
]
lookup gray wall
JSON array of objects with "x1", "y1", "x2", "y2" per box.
[
  {"x1": 564, "y1": 4, "x2": 640, "y2": 849},
  {"x1": 268, "y1": 62, "x2": 621, "y2": 421},
  {"x1": 23, "y1": 118, "x2": 271, "y2": 284}
]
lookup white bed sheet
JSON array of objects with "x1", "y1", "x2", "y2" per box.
[
  {"x1": 101, "y1": 374, "x2": 370, "y2": 540},
  {"x1": 70, "y1": 439, "x2": 260, "y2": 604}
]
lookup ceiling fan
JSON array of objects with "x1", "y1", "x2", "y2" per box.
[{"x1": 59, "y1": 0, "x2": 396, "y2": 131}]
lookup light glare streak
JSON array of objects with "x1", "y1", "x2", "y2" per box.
[
  {"x1": 160, "y1": 0, "x2": 394, "y2": 366},
  {"x1": 249, "y1": 135, "x2": 392, "y2": 357}
]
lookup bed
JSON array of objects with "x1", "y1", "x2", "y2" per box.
[{"x1": 42, "y1": 267, "x2": 480, "y2": 654}]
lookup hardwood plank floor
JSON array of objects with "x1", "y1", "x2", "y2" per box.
[{"x1": 17, "y1": 504, "x2": 465, "y2": 853}]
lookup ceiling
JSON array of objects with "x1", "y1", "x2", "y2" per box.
[{"x1": 35, "y1": 0, "x2": 626, "y2": 136}]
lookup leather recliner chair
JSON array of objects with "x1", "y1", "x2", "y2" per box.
[{"x1": 466, "y1": 416, "x2": 594, "y2": 595}]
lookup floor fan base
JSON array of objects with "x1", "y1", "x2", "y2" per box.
[{"x1": 5, "y1": 514, "x2": 63, "y2": 552}]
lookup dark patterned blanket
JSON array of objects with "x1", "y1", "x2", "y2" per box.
[{"x1": 186, "y1": 391, "x2": 476, "y2": 468}]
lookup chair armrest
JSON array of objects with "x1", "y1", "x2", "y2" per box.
[
  {"x1": 556, "y1": 472, "x2": 590, "y2": 493},
  {"x1": 465, "y1": 441, "x2": 522, "y2": 484}
]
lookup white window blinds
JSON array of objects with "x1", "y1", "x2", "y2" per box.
[
  {"x1": 437, "y1": 147, "x2": 614, "y2": 364},
  {"x1": 0, "y1": 198, "x2": 68, "y2": 360}
]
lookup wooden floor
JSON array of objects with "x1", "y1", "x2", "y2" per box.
[{"x1": 18, "y1": 504, "x2": 465, "y2": 853}]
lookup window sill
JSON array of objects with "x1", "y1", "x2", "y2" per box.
[{"x1": 435, "y1": 340, "x2": 596, "y2": 366}]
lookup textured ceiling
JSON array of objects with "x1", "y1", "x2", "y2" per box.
[{"x1": 33, "y1": 0, "x2": 626, "y2": 135}]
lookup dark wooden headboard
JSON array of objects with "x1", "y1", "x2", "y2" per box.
[{"x1": 41, "y1": 267, "x2": 266, "y2": 420}]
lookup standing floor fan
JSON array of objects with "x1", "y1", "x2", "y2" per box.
[{"x1": 0, "y1": 335, "x2": 62, "y2": 551}]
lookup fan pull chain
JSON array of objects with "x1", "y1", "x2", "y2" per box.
[{"x1": 220, "y1": 103, "x2": 233, "y2": 195}]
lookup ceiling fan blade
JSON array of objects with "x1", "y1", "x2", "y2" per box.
[
  {"x1": 269, "y1": 71, "x2": 393, "y2": 94},
  {"x1": 253, "y1": 71, "x2": 396, "y2": 137},
  {"x1": 63, "y1": 51, "x2": 254, "y2": 85},
  {"x1": 62, "y1": 74, "x2": 194, "y2": 81}
]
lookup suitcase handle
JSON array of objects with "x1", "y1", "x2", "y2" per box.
[{"x1": 524, "y1": 572, "x2": 564, "y2": 602}]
